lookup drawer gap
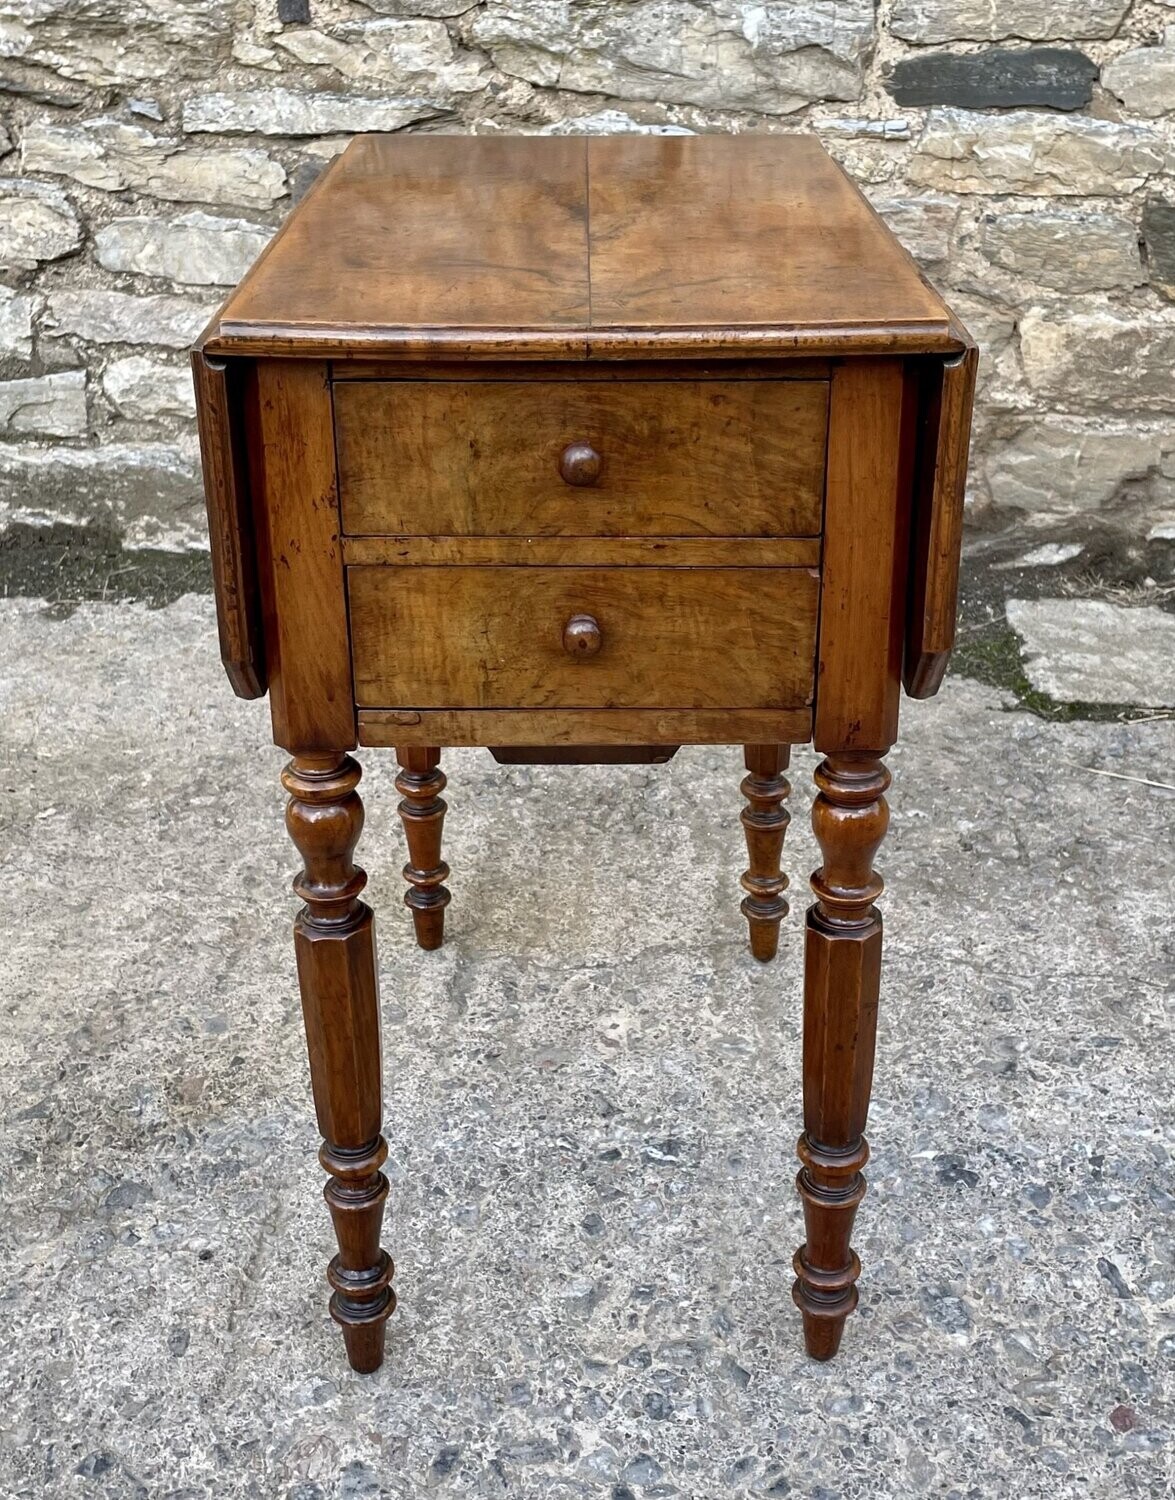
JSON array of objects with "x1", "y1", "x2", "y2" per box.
[{"x1": 341, "y1": 536, "x2": 822, "y2": 568}]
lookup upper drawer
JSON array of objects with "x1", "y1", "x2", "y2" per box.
[{"x1": 334, "y1": 379, "x2": 828, "y2": 538}]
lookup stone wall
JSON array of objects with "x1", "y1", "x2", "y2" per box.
[{"x1": 1, "y1": 0, "x2": 1173, "y2": 550}]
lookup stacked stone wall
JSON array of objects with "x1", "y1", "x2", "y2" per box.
[{"x1": 1, "y1": 0, "x2": 1173, "y2": 547}]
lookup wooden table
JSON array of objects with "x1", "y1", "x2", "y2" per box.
[{"x1": 192, "y1": 134, "x2": 976, "y2": 1375}]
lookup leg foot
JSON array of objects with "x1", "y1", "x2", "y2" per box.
[
  {"x1": 283, "y1": 753, "x2": 395, "y2": 1373},
  {"x1": 395, "y1": 747, "x2": 450, "y2": 950},
  {"x1": 322, "y1": 1136, "x2": 396, "y2": 1373},
  {"x1": 740, "y1": 744, "x2": 791, "y2": 961},
  {"x1": 339, "y1": 1317, "x2": 390, "y2": 1376},
  {"x1": 793, "y1": 752, "x2": 889, "y2": 1359},
  {"x1": 797, "y1": 1302, "x2": 852, "y2": 1362}
]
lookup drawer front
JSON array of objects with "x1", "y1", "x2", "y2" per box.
[
  {"x1": 334, "y1": 380, "x2": 828, "y2": 538},
  {"x1": 349, "y1": 565, "x2": 819, "y2": 710}
]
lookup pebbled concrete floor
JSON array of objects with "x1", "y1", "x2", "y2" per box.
[{"x1": 0, "y1": 594, "x2": 1172, "y2": 1500}]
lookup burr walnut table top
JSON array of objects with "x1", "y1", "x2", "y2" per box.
[{"x1": 203, "y1": 133, "x2": 966, "y2": 362}]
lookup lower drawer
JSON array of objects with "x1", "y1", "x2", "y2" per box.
[{"x1": 348, "y1": 565, "x2": 819, "y2": 711}]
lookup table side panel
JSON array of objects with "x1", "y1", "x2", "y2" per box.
[
  {"x1": 904, "y1": 343, "x2": 979, "y2": 699},
  {"x1": 191, "y1": 351, "x2": 266, "y2": 700}
]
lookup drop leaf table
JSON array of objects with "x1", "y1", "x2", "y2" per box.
[{"x1": 192, "y1": 134, "x2": 976, "y2": 1374}]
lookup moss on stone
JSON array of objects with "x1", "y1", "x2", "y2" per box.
[
  {"x1": 951, "y1": 619, "x2": 1166, "y2": 724},
  {"x1": 0, "y1": 520, "x2": 211, "y2": 615}
]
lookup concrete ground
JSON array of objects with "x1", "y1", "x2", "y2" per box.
[{"x1": 0, "y1": 587, "x2": 1172, "y2": 1500}]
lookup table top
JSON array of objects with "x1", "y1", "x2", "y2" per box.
[{"x1": 203, "y1": 134, "x2": 964, "y2": 361}]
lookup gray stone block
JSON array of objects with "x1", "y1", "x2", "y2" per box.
[
  {"x1": 0, "y1": 177, "x2": 81, "y2": 271},
  {"x1": 0, "y1": 0, "x2": 238, "y2": 87},
  {"x1": 44, "y1": 290, "x2": 218, "y2": 349},
  {"x1": 871, "y1": 195, "x2": 959, "y2": 265},
  {"x1": 94, "y1": 212, "x2": 273, "y2": 288},
  {"x1": 891, "y1": 0, "x2": 1128, "y2": 43},
  {"x1": 1143, "y1": 198, "x2": 1175, "y2": 299},
  {"x1": 21, "y1": 118, "x2": 287, "y2": 210},
  {"x1": 1103, "y1": 29, "x2": 1175, "y2": 118},
  {"x1": 103, "y1": 356, "x2": 195, "y2": 423},
  {"x1": 910, "y1": 109, "x2": 1174, "y2": 195},
  {"x1": 182, "y1": 89, "x2": 443, "y2": 136},
  {"x1": 1008, "y1": 597, "x2": 1175, "y2": 705},
  {"x1": 0, "y1": 441, "x2": 204, "y2": 547},
  {"x1": 1019, "y1": 309, "x2": 1175, "y2": 411},
  {"x1": 984, "y1": 418, "x2": 1175, "y2": 515},
  {"x1": 0, "y1": 370, "x2": 86, "y2": 438},
  {"x1": 978, "y1": 210, "x2": 1143, "y2": 292},
  {"x1": 886, "y1": 47, "x2": 1096, "y2": 110},
  {"x1": 467, "y1": 0, "x2": 876, "y2": 115},
  {"x1": 0, "y1": 286, "x2": 37, "y2": 364},
  {"x1": 272, "y1": 19, "x2": 488, "y2": 95}
]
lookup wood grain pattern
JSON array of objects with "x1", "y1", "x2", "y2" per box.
[
  {"x1": 204, "y1": 135, "x2": 963, "y2": 361},
  {"x1": 250, "y1": 360, "x2": 355, "y2": 752},
  {"x1": 348, "y1": 565, "x2": 819, "y2": 711},
  {"x1": 586, "y1": 136, "x2": 951, "y2": 343},
  {"x1": 219, "y1": 135, "x2": 589, "y2": 341},
  {"x1": 904, "y1": 342, "x2": 979, "y2": 699},
  {"x1": 335, "y1": 380, "x2": 827, "y2": 538},
  {"x1": 341, "y1": 536, "x2": 822, "y2": 569},
  {"x1": 359, "y1": 707, "x2": 815, "y2": 748},
  {"x1": 190, "y1": 351, "x2": 265, "y2": 699},
  {"x1": 814, "y1": 360, "x2": 915, "y2": 755}
]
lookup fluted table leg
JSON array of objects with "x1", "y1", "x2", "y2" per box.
[
  {"x1": 283, "y1": 752, "x2": 395, "y2": 1373},
  {"x1": 793, "y1": 752, "x2": 890, "y2": 1360}
]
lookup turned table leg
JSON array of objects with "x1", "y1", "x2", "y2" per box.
[
  {"x1": 793, "y1": 752, "x2": 890, "y2": 1360},
  {"x1": 282, "y1": 753, "x2": 395, "y2": 1373},
  {"x1": 395, "y1": 747, "x2": 451, "y2": 950},
  {"x1": 739, "y1": 743, "x2": 791, "y2": 961}
]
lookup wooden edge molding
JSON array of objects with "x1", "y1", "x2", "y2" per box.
[
  {"x1": 903, "y1": 341, "x2": 979, "y2": 701},
  {"x1": 202, "y1": 321, "x2": 963, "y2": 363},
  {"x1": 208, "y1": 325, "x2": 591, "y2": 361},
  {"x1": 359, "y1": 707, "x2": 814, "y2": 749},
  {"x1": 190, "y1": 350, "x2": 266, "y2": 700}
]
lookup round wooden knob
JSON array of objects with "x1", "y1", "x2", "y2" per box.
[
  {"x1": 562, "y1": 613, "x2": 602, "y2": 659},
  {"x1": 558, "y1": 442, "x2": 602, "y2": 487}
]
